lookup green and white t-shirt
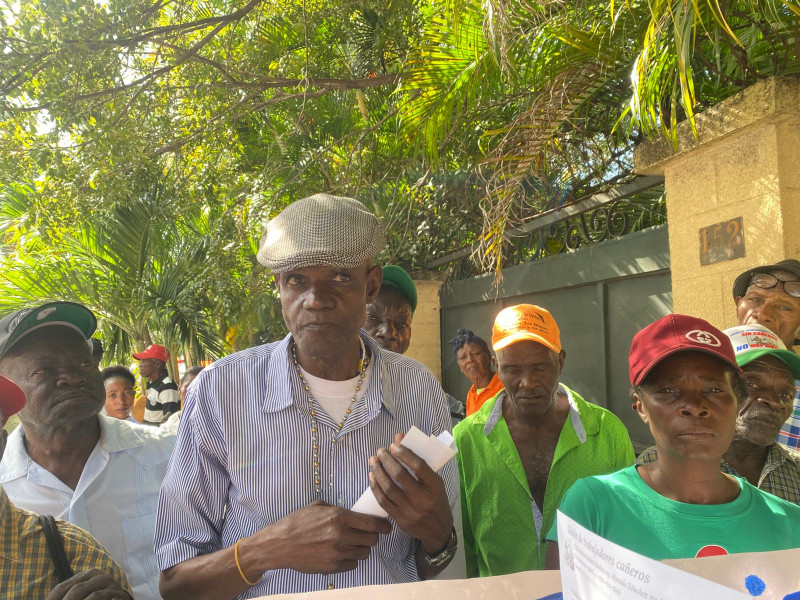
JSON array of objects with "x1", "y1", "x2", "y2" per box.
[{"x1": 547, "y1": 465, "x2": 800, "y2": 559}]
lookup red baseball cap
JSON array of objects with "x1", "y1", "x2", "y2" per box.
[
  {"x1": 0, "y1": 375, "x2": 25, "y2": 426},
  {"x1": 133, "y1": 344, "x2": 169, "y2": 363},
  {"x1": 629, "y1": 314, "x2": 740, "y2": 386}
]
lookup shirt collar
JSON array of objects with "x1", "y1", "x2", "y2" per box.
[
  {"x1": 262, "y1": 332, "x2": 396, "y2": 418},
  {"x1": 0, "y1": 415, "x2": 142, "y2": 484},
  {"x1": 96, "y1": 414, "x2": 145, "y2": 453},
  {"x1": 483, "y1": 384, "x2": 591, "y2": 443},
  {"x1": 766, "y1": 442, "x2": 796, "y2": 469},
  {"x1": 0, "y1": 425, "x2": 31, "y2": 483},
  {"x1": 149, "y1": 373, "x2": 171, "y2": 387}
]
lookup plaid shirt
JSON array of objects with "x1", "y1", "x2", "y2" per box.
[
  {"x1": 776, "y1": 381, "x2": 800, "y2": 449},
  {"x1": 636, "y1": 443, "x2": 800, "y2": 506},
  {"x1": 0, "y1": 487, "x2": 131, "y2": 597}
]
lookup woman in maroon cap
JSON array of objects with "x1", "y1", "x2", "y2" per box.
[{"x1": 545, "y1": 314, "x2": 800, "y2": 566}]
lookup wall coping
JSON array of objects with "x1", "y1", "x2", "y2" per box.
[{"x1": 634, "y1": 77, "x2": 800, "y2": 175}]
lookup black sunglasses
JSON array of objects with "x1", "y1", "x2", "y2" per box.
[{"x1": 749, "y1": 273, "x2": 800, "y2": 298}]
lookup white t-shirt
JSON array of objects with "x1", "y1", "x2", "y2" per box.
[{"x1": 299, "y1": 361, "x2": 373, "y2": 423}]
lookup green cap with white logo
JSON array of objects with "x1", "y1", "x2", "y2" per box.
[{"x1": 0, "y1": 301, "x2": 97, "y2": 359}]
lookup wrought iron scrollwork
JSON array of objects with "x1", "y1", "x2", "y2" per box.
[
  {"x1": 445, "y1": 180, "x2": 666, "y2": 279},
  {"x1": 524, "y1": 196, "x2": 666, "y2": 261}
]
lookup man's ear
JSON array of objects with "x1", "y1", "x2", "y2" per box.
[
  {"x1": 633, "y1": 391, "x2": 648, "y2": 424},
  {"x1": 557, "y1": 349, "x2": 566, "y2": 375},
  {"x1": 491, "y1": 355, "x2": 497, "y2": 371},
  {"x1": 365, "y1": 264, "x2": 383, "y2": 303}
]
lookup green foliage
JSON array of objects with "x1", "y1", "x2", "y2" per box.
[
  {"x1": 0, "y1": 179, "x2": 280, "y2": 362},
  {"x1": 0, "y1": 0, "x2": 797, "y2": 310},
  {"x1": 400, "y1": 0, "x2": 800, "y2": 270}
]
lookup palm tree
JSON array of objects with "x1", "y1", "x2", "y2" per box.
[
  {"x1": 400, "y1": 0, "x2": 800, "y2": 271},
  {"x1": 0, "y1": 180, "x2": 281, "y2": 365}
]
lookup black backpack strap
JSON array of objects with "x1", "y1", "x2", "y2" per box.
[{"x1": 38, "y1": 514, "x2": 75, "y2": 583}]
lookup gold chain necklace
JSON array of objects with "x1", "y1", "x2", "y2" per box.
[
  {"x1": 291, "y1": 337, "x2": 369, "y2": 496},
  {"x1": 291, "y1": 337, "x2": 370, "y2": 591}
]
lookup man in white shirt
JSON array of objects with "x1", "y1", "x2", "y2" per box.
[{"x1": 0, "y1": 301, "x2": 175, "y2": 600}]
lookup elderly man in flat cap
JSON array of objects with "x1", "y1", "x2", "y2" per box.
[{"x1": 155, "y1": 194, "x2": 458, "y2": 599}]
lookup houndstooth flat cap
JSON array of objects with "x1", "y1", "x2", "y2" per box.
[{"x1": 257, "y1": 193, "x2": 386, "y2": 272}]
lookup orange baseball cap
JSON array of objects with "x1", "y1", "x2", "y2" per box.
[{"x1": 492, "y1": 304, "x2": 561, "y2": 353}]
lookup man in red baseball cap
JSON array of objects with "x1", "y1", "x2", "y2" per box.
[
  {"x1": 133, "y1": 344, "x2": 180, "y2": 425},
  {"x1": 546, "y1": 314, "x2": 800, "y2": 566}
]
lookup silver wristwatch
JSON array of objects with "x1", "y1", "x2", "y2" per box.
[{"x1": 422, "y1": 527, "x2": 458, "y2": 566}]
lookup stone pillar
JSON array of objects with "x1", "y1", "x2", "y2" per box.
[
  {"x1": 405, "y1": 277, "x2": 444, "y2": 381},
  {"x1": 634, "y1": 77, "x2": 800, "y2": 332}
]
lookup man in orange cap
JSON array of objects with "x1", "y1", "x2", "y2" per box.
[
  {"x1": 453, "y1": 304, "x2": 634, "y2": 576},
  {"x1": 134, "y1": 344, "x2": 180, "y2": 425}
]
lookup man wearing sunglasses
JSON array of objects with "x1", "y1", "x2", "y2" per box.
[{"x1": 733, "y1": 259, "x2": 800, "y2": 450}]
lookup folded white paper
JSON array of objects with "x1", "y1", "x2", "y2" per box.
[{"x1": 351, "y1": 426, "x2": 457, "y2": 517}]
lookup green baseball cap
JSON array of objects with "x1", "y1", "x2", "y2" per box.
[
  {"x1": 723, "y1": 324, "x2": 800, "y2": 378},
  {"x1": 0, "y1": 301, "x2": 97, "y2": 359},
  {"x1": 381, "y1": 265, "x2": 417, "y2": 313}
]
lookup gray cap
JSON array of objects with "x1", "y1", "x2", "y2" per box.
[{"x1": 257, "y1": 194, "x2": 386, "y2": 272}]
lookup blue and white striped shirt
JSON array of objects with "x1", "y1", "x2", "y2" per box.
[{"x1": 154, "y1": 332, "x2": 457, "y2": 598}]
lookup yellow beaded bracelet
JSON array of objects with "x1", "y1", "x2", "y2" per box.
[{"x1": 234, "y1": 538, "x2": 261, "y2": 587}]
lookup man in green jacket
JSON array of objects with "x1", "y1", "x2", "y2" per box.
[{"x1": 453, "y1": 304, "x2": 634, "y2": 576}]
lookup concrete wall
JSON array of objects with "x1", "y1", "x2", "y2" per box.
[
  {"x1": 405, "y1": 278, "x2": 444, "y2": 381},
  {"x1": 635, "y1": 78, "x2": 800, "y2": 333}
]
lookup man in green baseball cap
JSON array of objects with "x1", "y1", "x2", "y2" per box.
[{"x1": 363, "y1": 265, "x2": 417, "y2": 355}]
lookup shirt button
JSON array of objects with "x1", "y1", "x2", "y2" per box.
[{"x1": 337, "y1": 497, "x2": 345, "y2": 507}]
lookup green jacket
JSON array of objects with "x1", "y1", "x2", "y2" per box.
[{"x1": 453, "y1": 384, "x2": 634, "y2": 576}]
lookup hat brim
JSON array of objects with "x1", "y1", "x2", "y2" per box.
[
  {"x1": 737, "y1": 348, "x2": 800, "y2": 379},
  {"x1": 633, "y1": 346, "x2": 741, "y2": 386},
  {"x1": 493, "y1": 331, "x2": 560, "y2": 354},
  {"x1": 0, "y1": 302, "x2": 97, "y2": 359},
  {"x1": 733, "y1": 261, "x2": 800, "y2": 300},
  {"x1": 0, "y1": 375, "x2": 25, "y2": 425},
  {"x1": 132, "y1": 351, "x2": 166, "y2": 361}
]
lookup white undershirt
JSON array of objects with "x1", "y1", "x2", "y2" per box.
[{"x1": 299, "y1": 360, "x2": 373, "y2": 423}]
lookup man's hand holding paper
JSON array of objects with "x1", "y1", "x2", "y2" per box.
[
  {"x1": 368, "y1": 432, "x2": 454, "y2": 555},
  {"x1": 246, "y1": 500, "x2": 391, "y2": 576}
]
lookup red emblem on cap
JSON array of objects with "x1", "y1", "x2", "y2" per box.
[{"x1": 695, "y1": 545, "x2": 728, "y2": 558}]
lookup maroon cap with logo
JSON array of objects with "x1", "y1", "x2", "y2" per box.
[{"x1": 629, "y1": 314, "x2": 740, "y2": 386}]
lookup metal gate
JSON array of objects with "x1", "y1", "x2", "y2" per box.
[{"x1": 440, "y1": 225, "x2": 671, "y2": 450}]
